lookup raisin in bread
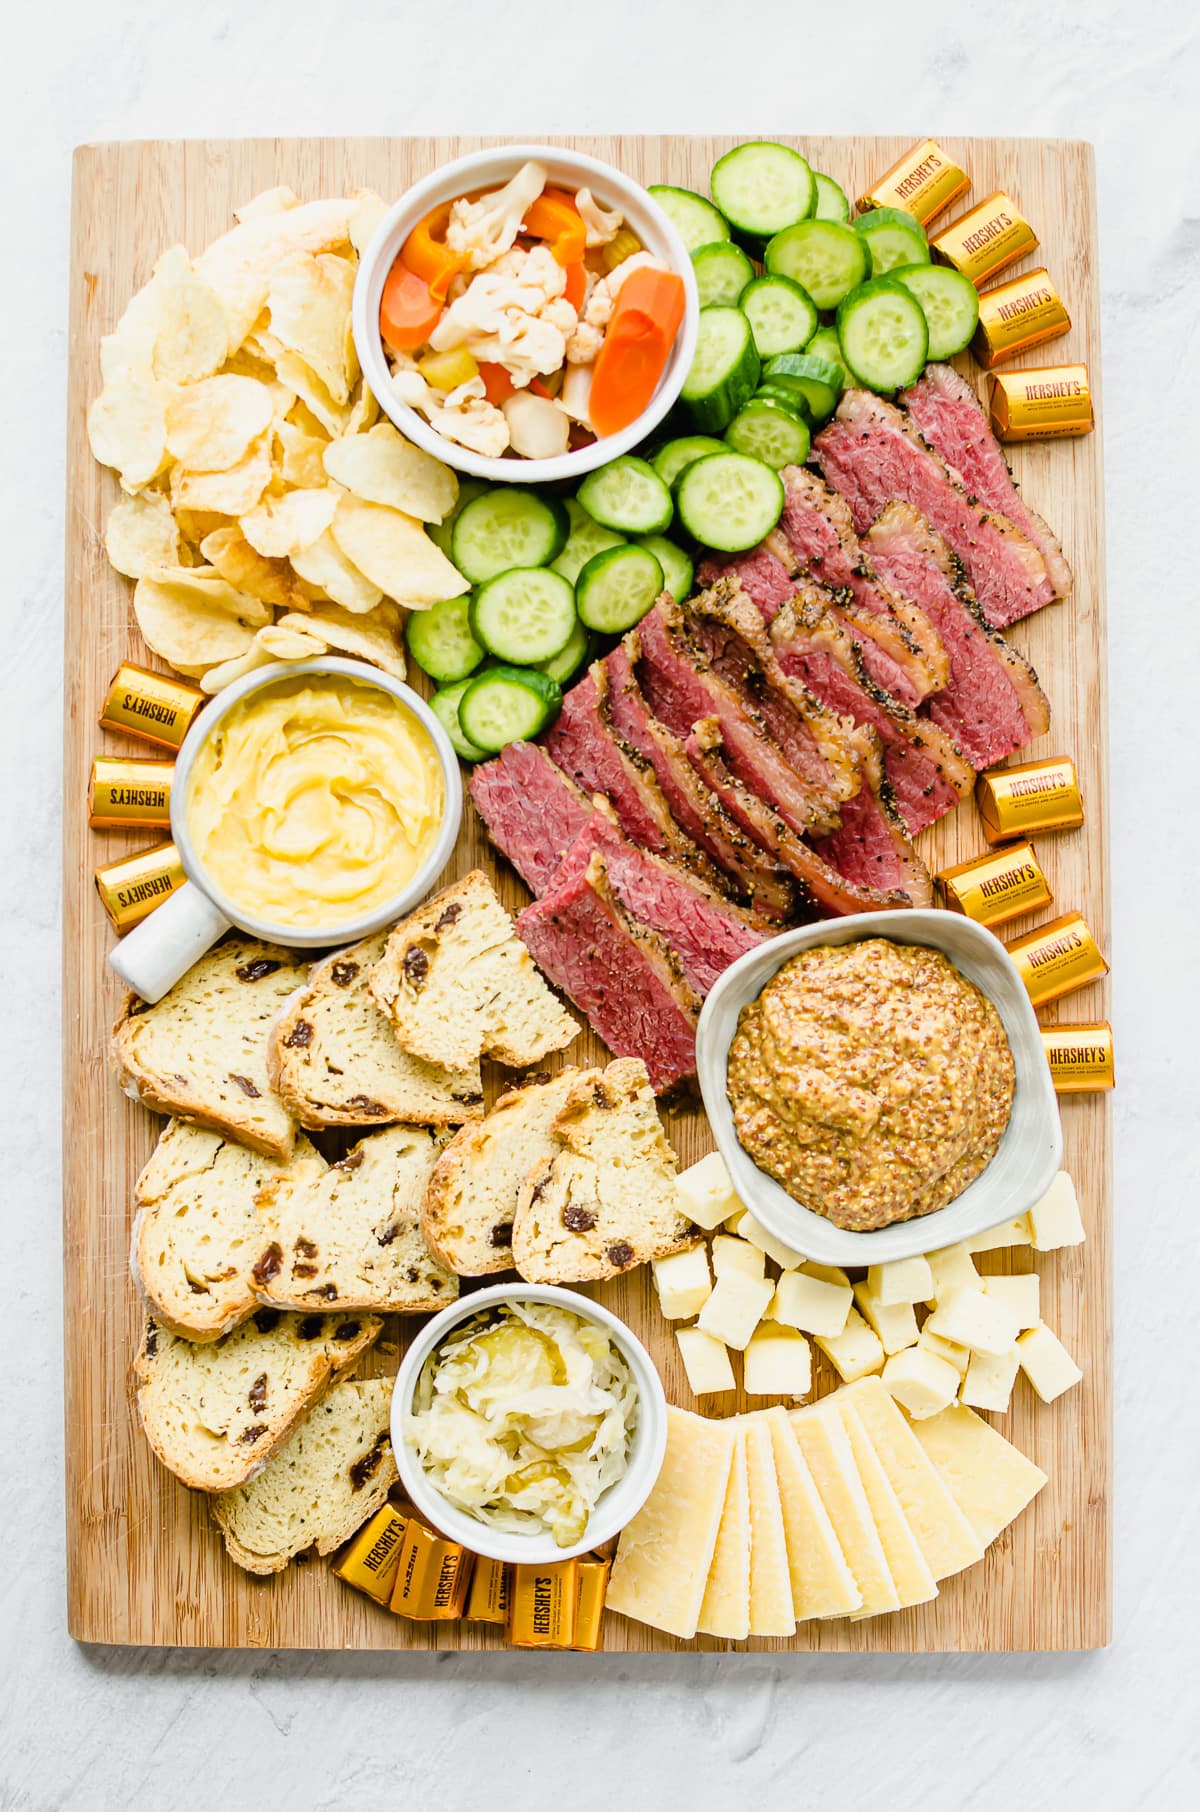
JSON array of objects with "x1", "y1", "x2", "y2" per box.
[
  {"x1": 421, "y1": 1070, "x2": 581, "y2": 1275},
  {"x1": 210, "y1": 1377, "x2": 396, "y2": 1575},
  {"x1": 135, "y1": 1306, "x2": 381, "y2": 1492},
  {"x1": 132, "y1": 1119, "x2": 327, "y2": 1341},
  {"x1": 253, "y1": 1124, "x2": 458, "y2": 1314},
  {"x1": 368, "y1": 870, "x2": 577, "y2": 1071},
  {"x1": 269, "y1": 934, "x2": 484, "y2": 1130},
  {"x1": 113, "y1": 938, "x2": 305, "y2": 1158},
  {"x1": 512, "y1": 1058, "x2": 698, "y2": 1283}
]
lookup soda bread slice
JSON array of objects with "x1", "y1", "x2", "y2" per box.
[
  {"x1": 512, "y1": 1058, "x2": 699, "y2": 1283},
  {"x1": 135, "y1": 1306, "x2": 381, "y2": 1492},
  {"x1": 421, "y1": 1070, "x2": 581, "y2": 1275},
  {"x1": 253, "y1": 1124, "x2": 458, "y2": 1314},
  {"x1": 132, "y1": 1119, "x2": 327, "y2": 1341},
  {"x1": 368, "y1": 870, "x2": 578, "y2": 1071},
  {"x1": 269, "y1": 933, "x2": 485, "y2": 1130},
  {"x1": 113, "y1": 938, "x2": 306, "y2": 1158},
  {"x1": 210, "y1": 1377, "x2": 397, "y2": 1575}
]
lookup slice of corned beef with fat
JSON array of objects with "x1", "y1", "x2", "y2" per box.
[
  {"x1": 517, "y1": 852, "x2": 700, "y2": 1093},
  {"x1": 813, "y1": 390, "x2": 1053, "y2": 628},
  {"x1": 695, "y1": 546, "x2": 798, "y2": 621},
  {"x1": 810, "y1": 740, "x2": 934, "y2": 909},
  {"x1": 902, "y1": 364, "x2": 1072, "y2": 598},
  {"x1": 866, "y1": 503, "x2": 1051, "y2": 769},
  {"x1": 469, "y1": 741, "x2": 590, "y2": 894}
]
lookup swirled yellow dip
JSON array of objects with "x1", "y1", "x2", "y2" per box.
[{"x1": 187, "y1": 675, "x2": 444, "y2": 928}]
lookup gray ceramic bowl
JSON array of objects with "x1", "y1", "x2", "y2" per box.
[{"x1": 695, "y1": 908, "x2": 1062, "y2": 1267}]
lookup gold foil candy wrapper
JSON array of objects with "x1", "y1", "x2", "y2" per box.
[
  {"x1": 930, "y1": 191, "x2": 1038, "y2": 287},
  {"x1": 1006, "y1": 912, "x2": 1108, "y2": 1009},
  {"x1": 1041, "y1": 1022, "x2": 1115, "y2": 1093},
  {"x1": 976, "y1": 757, "x2": 1084, "y2": 845},
  {"x1": 331, "y1": 1505, "x2": 409, "y2": 1606},
  {"x1": 99, "y1": 662, "x2": 205, "y2": 752},
  {"x1": 89, "y1": 755, "x2": 174, "y2": 830},
  {"x1": 936, "y1": 841, "x2": 1052, "y2": 928},
  {"x1": 971, "y1": 267, "x2": 1071, "y2": 367},
  {"x1": 94, "y1": 841, "x2": 186, "y2": 932},
  {"x1": 570, "y1": 1553, "x2": 612, "y2": 1652},
  {"x1": 465, "y1": 1556, "x2": 511, "y2": 1624},
  {"x1": 389, "y1": 1513, "x2": 473, "y2": 1621},
  {"x1": 856, "y1": 138, "x2": 970, "y2": 226},
  {"x1": 988, "y1": 363, "x2": 1094, "y2": 442},
  {"x1": 508, "y1": 1561, "x2": 580, "y2": 1649}
]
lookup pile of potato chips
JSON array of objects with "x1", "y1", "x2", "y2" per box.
[{"x1": 88, "y1": 187, "x2": 469, "y2": 691}]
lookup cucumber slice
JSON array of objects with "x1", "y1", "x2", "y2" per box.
[
  {"x1": 855, "y1": 206, "x2": 930, "y2": 276},
  {"x1": 427, "y1": 476, "x2": 486, "y2": 559},
  {"x1": 451, "y1": 487, "x2": 568, "y2": 584},
  {"x1": 536, "y1": 617, "x2": 592, "y2": 685},
  {"x1": 577, "y1": 455, "x2": 674, "y2": 535},
  {"x1": 680, "y1": 306, "x2": 761, "y2": 434},
  {"x1": 647, "y1": 184, "x2": 731, "y2": 253},
  {"x1": 405, "y1": 594, "x2": 484, "y2": 685},
  {"x1": 812, "y1": 172, "x2": 851, "y2": 223},
  {"x1": 650, "y1": 435, "x2": 726, "y2": 489},
  {"x1": 636, "y1": 534, "x2": 694, "y2": 604},
  {"x1": 764, "y1": 219, "x2": 868, "y2": 311},
  {"x1": 891, "y1": 262, "x2": 980, "y2": 360},
  {"x1": 469, "y1": 567, "x2": 577, "y2": 664},
  {"x1": 549, "y1": 497, "x2": 625, "y2": 584},
  {"x1": 804, "y1": 325, "x2": 847, "y2": 378},
  {"x1": 692, "y1": 240, "x2": 755, "y2": 308},
  {"x1": 710, "y1": 142, "x2": 815, "y2": 242},
  {"x1": 576, "y1": 545, "x2": 665, "y2": 634},
  {"x1": 837, "y1": 278, "x2": 929, "y2": 392},
  {"x1": 726, "y1": 398, "x2": 811, "y2": 470},
  {"x1": 675, "y1": 452, "x2": 784, "y2": 553},
  {"x1": 762, "y1": 352, "x2": 845, "y2": 423},
  {"x1": 753, "y1": 383, "x2": 813, "y2": 427},
  {"x1": 740, "y1": 274, "x2": 819, "y2": 360},
  {"x1": 431, "y1": 678, "x2": 490, "y2": 762},
  {"x1": 458, "y1": 665, "x2": 562, "y2": 753}
]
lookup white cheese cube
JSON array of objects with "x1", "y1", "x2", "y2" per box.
[
  {"x1": 925, "y1": 1286, "x2": 1023, "y2": 1356},
  {"x1": 853, "y1": 1282, "x2": 919, "y2": 1355},
  {"x1": 724, "y1": 1207, "x2": 750, "y2": 1234},
  {"x1": 925, "y1": 1242, "x2": 979, "y2": 1301},
  {"x1": 772, "y1": 1268, "x2": 852, "y2": 1338},
  {"x1": 966, "y1": 1217, "x2": 1032, "y2": 1254},
  {"x1": 1024, "y1": 1172, "x2": 1086, "y2": 1250},
  {"x1": 736, "y1": 1211, "x2": 807, "y2": 1270},
  {"x1": 980, "y1": 1271, "x2": 1041, "y2": 1330},
  {"x1": 675, "y1": 1326, "x2": 736, "y2": 1395},
  {"x1": 918, "y1": 1329, "x2": 970, "y2": 1377},
  {"x1": 652, "y1": 1244, "x2": 713, "y2": 1320},
  {"x1": 1017, "y1": 1323, "x2": 1083, "y2": 1401},
  {"x1": 743, "y1": 1325, "x2": 813, "y2": 1398},
  {"x1": 801, "y1": 1262, "x2": 850, "y2": 1287},
  {"x1": 813, "y1": 1306, "x2": 884, "y2": 1383},
  {"x1": 881, "y1": 1345, "x2": 961, "y2": 1420},
  {"x1": 961, "y1": 1346, "x2": 1020, "y2": 1414},
  {"x1": 675, "y1": 1151, "x2": 742, "y2": 1230},
  {"x1": 711, "y1": 1235, "x2": 766, "y2": 1281},
  {"x1": 696, "y1": 1268, "x2": 775, "y2": 1351},
  {"x1": 867, "y1": 1256, "x2": 934, "y2": 1305}
]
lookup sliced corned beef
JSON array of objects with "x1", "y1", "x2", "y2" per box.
[
  {"x1": 865, "y1": 502, "x2": 1051, "y2": 769},
  {"x1": 770, "y1": 584, "x2": 974, "y2": 835},
  {"x1": 468, "y1": 741, "x2": 591, "y2": 894},
  {"x1": 695, "y1": 545, "x2": 797, "y2": 620},
  {"x1": 813, "y1": 390, "x2": 1053, "y2": 628},
  {"x1": 516, "y1": 852, "x2": 700, "y2": 1093},
  {"x1": 808, "y1": 740, "x2": 934, "y2": 908},
  {"x1": 902, "y1": 364, "x2": 1073, "y2": 598}
]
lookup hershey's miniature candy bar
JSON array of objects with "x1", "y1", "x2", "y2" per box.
[
  {"x1": 89, "y1": 755, "x2": 174, "y2": 830},
  {"x1": 976, "y1": 757, "x2": 1084, "y2": 845},
  {"x1": 508, "y1": 1561, "x2": 580, "y2": 1649},
  {"x1": 465, "y1": 1556, "x2": 510, "y2": 1624},
  {"x1": 1042, "y1": 1023, "x2": 1115, "y2": 1093},
  {"x1": 931, "y1": 191, "x2": 1038, "y2": 287},
  {"x1": 856, "y1": 139, "x2": 970, "y2": 226},
  {"x1": 99, "y1": 662, "x2": 205, "y2": 751},
  {"x1": 988, "y1": 363, "x2": 1094, "y2": 442},
  {"x1": 389, "y1": 1513, "x2": 473, "y2": 1620},
  {"x1": 936, "y1": 841, "x2": 1052, "y2": 928},
  {"x1": 971, "y1": 267, "x2": 1071, "y2": 367},
  {"x1": 94, "y1": 840, "x2": 186, "y2": 932},
  {"x1": 331, "y1": 1505, "x2": 409, "y2": 1606},
  {"x1": 1007, "y1": 912, "x2": 1108, "y2": 1008},
  {"x1": 570, "y1": 1553, "x2": 613, "y2": 1652}
]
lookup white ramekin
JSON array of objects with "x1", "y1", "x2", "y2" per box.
[
  {"x1": 351, "y1": 145, "x2": 700, "y2": 485},
  {"x1": 391, "y1": 1283, "x2": 668, "y2": 1566}
]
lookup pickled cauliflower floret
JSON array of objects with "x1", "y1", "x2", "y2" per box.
[
  {"x1": 426, "y1": 376, "x2": 510, "y2": 457},
  {"x1": 430, "y1": 246, "x2": 579, "y2": 387},
  {"x1": 445, "y1": 160, "x2": 548, "y2": 271},
  {"x1": 575, "y1": 187, "x2": 623, "y2": 247}
]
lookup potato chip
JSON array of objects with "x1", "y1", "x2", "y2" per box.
[
  {"x1": 289, "y1": 528, "x2": 383, "y2": 613},
  {"x1": 286, "y1": 399, "x2": 332, "y2": 441},
  {"x1": 199, "y1": 646, "x2": 276, "y2": 693},
  {"x1": 194, "y1": 197, "x2": 357, "y2": 349},
  {"x1": 239, "y1": 486, "x2": 338, "y2": 559},
  {"x1": 88, "y1": 380, "x2": 169, "y2": 491},
  {"x1": 273, "y1": 349, "x2": 352, "y2": 436},
  {"x1": 134, "y1": 574, "x2": 265, "y2": 668},
  {"x1": 268, "y1": 252, "x2": 357, "y2": 405},
  {"x1": 171, "y1": 435, "x2": 273, "y2": 516},
  {"x1": 331, "y1": 495, "x2": 468, "y2": 605},
  {"x1": 235, "y1": 188, "x2": 300, "y2": 224},
  {"x1": 140, "y1": 565, "x2": 271, "y2": 622},
  {"x1": 278, "y1": 601, "x2": 405, "y2": 678},
  {"x1": 150, "y1": 250, "x2": 229, "y2": 384},
  {"x1": 99, "y1": 262, "x2": 169, "y2": 387},
  {"x1": 344, "y1": 380, "x2": 378, "y2": 438},
  {"x1": 164, "y1": 374, "x2": 275, "y2": 472},
  {"x1": 105, "y1": 490, "x2": 182, "y2": 578},
  {"x1": 322, "y1": 422, "x2": 457, "y2": 523},
  {"x1": 349, "y1": 190, "x2": 388, "y2": 258},
  {"x1": 199, "y1": 525, "x2": 309, "y2": 611},
  {"x1": 275, "y1": 420, "x2": 330, "y2": 490},
  {"x1": 344, "y1": 315, "x2": 362, "y2": 402},
  {"x1": 256, "y1": 623, "x2": 327, "y2": 660}
]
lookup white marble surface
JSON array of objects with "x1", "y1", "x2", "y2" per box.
[{"x1": 4, "y1": 1, "x2": 1198, "y2": 1805}]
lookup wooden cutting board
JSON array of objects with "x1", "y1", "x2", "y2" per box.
[{"x1": 63, "y1": 135, "x2": 1110, "y2": 1651}]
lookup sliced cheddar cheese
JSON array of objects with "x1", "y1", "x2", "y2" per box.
[
  {"x1": 697, "y1": 1424, "x2": 752, "y2": 1640},
  {"x1": 837, "y1": 1376, "x2": 983, "y2": 1580},
  {"x1": 908, "y1": 1403, "x2": 1047, "y2": 1548},
  {"x1": 742, "y1": 1414, "x2": 795, "y2": 1637},
  {"x1": 837, "y1": 1401, "x2": 938, "y2": 1616},
  {"x1": 763, "y1": 1407, "x2": 860, "y2": 1621},
  {"x1": 788, "y1": 1401, "x2": 900, "y2": 1616},
  {"x1": 607, "y1": 1407, "x2": 735, "y2": 1639}
]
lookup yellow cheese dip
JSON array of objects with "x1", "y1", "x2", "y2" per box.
[{"x1": 187, "y1": 674, "x2": 444, "y2": 929}]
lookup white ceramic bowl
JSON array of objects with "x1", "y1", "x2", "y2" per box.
[
  {"x1": 696, "y1": 909, "x2": 1063, "y2": 1267},
  {"x1": 391, "y1": 1283, "x2": 667, "y2": 1565},
  {"x1": 352, "y1": 145, "x2": 700, "y2": 484}
]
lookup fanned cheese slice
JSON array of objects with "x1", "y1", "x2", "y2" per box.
[
  {"x1": 788, "y1": 1401, "x2": 899, "y2": 1616},
  {"x1": 742, "y1": 1415, "x2": 795, "y2": 1637},
  {"x1": 762, "y1": 1407, "x2": 860, "y2": 1621},
  {"x1": 608, "y1": 1407, "x2": 735, "y2": 1639},
  {"x1": 697, "y1": 1424, "x2": 751, "y2": 1639},
  {"x1": 837, "y1": 1377, "x2": 983, "y2": 1579},
  {"x1": 908, "y1": 1403, "x2": 1047, "y2": 1547},
  {"x1": 838, "y1": 1401, "x2": 938, "y2": 1616}
]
